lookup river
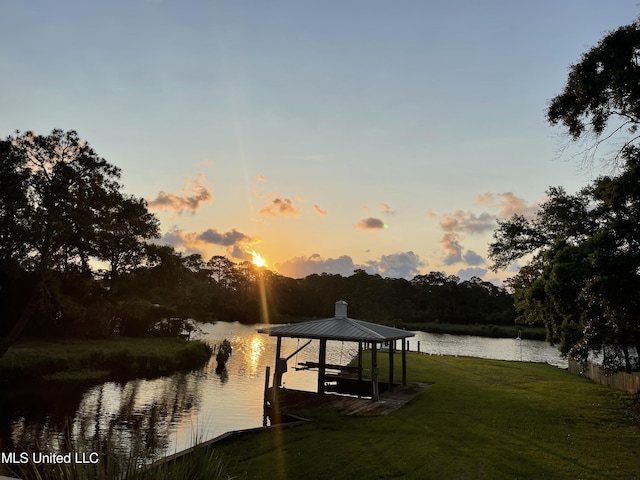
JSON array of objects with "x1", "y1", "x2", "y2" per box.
[{"x1": 0, "y1": 322, "x2": 565, "y2": 461}]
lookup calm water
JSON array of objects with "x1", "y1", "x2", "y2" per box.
[{"x1": 0, "y1": 322, "x2": 564, "y2": 460}]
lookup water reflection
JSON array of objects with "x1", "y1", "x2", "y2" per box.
[
  {"x1": 0, "y1": 322, "x2": 565, "y2": 462},
  {"x1": 5, "y1": 372, "x2": 204, "y2": 462},
  {"x1": 249, "y1": 335, "x2": 264, "y2": 376},
  {"x1": 409, "y1": 331, "x2": 567, "y2": 368}
]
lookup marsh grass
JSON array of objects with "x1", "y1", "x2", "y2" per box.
[
  {"x1": 398, "y1": 322, "x2": 547, "y2": 340},
  {"x1": 0, "y1": 337, "x2": 212, "y2": 383},
  {"x1": 6, "y1": 429, "x2": 228, "y2": 480},
  {"x1": 215, "y1": 353, "x2": 640, "y2": 479}
]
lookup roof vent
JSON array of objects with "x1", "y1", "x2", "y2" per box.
[{"x1": 335, "y1": 300, "x2": 348, "y2": 319}]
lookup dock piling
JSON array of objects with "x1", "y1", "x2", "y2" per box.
[{"x1": 263, "y1": 366, "x2": 270, "y2": 427}]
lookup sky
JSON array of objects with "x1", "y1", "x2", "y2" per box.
[{"x1": 1, "y1": 1, "x2": 638, "y2": 283}]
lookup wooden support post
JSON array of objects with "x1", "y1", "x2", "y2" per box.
[
  {"x1": 402, "y1": 339, "x2": 407, "y2": 386},
  {"x1": 274, "y1": 336, "x2": 283, "y2": 388},
  {"x1": 275, "y1": 336, "x2": 282, "y2": 358},
  {"x1": 372, "y1": 342, "x2": 379, "y2": 401},
  {"x1": 263, "y1": 366, "x2": 271, "y2": 427},
  {"x1": 318, "y1": 338, "x2": 327, "y2": 394},
  {"x1": 389, "y1": 339, "x2": 395, "y2": 391},
  {"x1": 357, "y1": 341, "x2": 363, "y2": 398}
]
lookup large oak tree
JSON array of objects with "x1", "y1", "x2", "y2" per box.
[
  {"x1": 491, "y1": 17, "x2": 640, "y2": 370},
  {"x1": 0, "y1": 130, "x2": 159, "y2": 355}
]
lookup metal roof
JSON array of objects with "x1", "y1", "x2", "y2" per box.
[{"x1": 257, "y1": 316, "x2": 414, "y2": 342}]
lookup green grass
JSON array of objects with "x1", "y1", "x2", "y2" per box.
[
  {"x1": 215, "y1": 353, "x2": 640, "y2": 479},
  {"x1": 0, "y1": 337, "x2": 212, "y2": 383}
]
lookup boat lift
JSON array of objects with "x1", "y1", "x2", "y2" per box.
[{"x1": 274, "y1": 339, "x2": 312, "y2": 387}]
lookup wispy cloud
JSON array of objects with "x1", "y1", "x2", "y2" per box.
[
  {"x1": 313, "y1": 204, "x2": 328, "y2": 216},
  {"x1": 259, "y1": 196, "x2": 301, "y2": 217},
  {"x1": 437, "y1": 233, "x2": 487, "y2": 267},
  {"x1": 356, "y1": 217, "x2": 386, "y2": 230},
  {"x1": 440, "y1": 232, "x2": 463, "y2": 265},
  {"x1": 476, "y1": 192, "x2": 539, "y2": 219},
  {"x1": 148, "y1": 174, "x2": 213, "y2": 215},
  {"x1": 379, "y1": 203, "x2": 396, "y2": 215}
]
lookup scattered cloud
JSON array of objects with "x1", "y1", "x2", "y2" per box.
[
  {"x1": 274, "y1": 254, "x2": 357, "y2": 278},
  {"x1": 430, "y1": 196, "x2": 526, "y2": 268},
  {"x1": 158, "y1": 229, "x2": 202, "y2": 255},
  {"x1": 274, "y1": 251, "x2": 425, "y2": 280},
  {"x1": 148, "y1": 174, "x2": 213, "y2": 215},
  {"x1": 476, "y1": 192, "x2": 539, "y2": 219},
  {"x1": 256, "y1": 174, "x2": 266, "y2": 182},
  {"x1": 228, "y1": 244, "x2": 253, "y2": 262},
  {"x1": 363, "y1": 251, "x2": 425, "y2": 279},
  {"x1": 259, "y1": 196, "x2": 301, "y2": 217},
  {"x1": 438, "y1": 235, "x2": 486, "y2": 267},
  {"x1": 198, "y1": 228, "x2": 251, "y2": 246},
  {"x1": 159, "y1": 227, "x2": 259, "y2": 259},
  {"x1": 457, "y1": 267, "x2": 489, "y2": 282},
  {"x1": 313, "y1": 204, "x2": 328, "y2": 216},
  {"x1": 196, "y1": 159, "x2": 214, "y2": 167},
  {"x1": 430, "y1": 210, "x2": 496, "y2": 234},
  {"x1": 440, "y1": 233, "x2": 463, "y2": 265},
  {"x1": 356, "y1": 217, "x2": 386, "y2": 230},
  {"x1": 462, "y1": 250, "x2": 485, "y2": 266},
  {"x1": 379, "y1": 203, "x2": 396, "y2": 215}
]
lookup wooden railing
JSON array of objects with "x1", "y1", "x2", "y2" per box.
[{"x1": 568, "y1": 359, "x2": 640, "y2": 394}]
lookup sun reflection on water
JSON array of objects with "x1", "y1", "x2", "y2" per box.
[{"x1": 248, "y1": 335, "x2": 264, "y2": 376}]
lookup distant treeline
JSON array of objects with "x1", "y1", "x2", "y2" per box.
[
  {"x1": 0, "y1": 129, "x2": 517, "y2": 349},
  {"x1": 260, "y1": 269, "x2": 516, "y2": 327},
  {"x1": 112, "y1": 256, "x2": 518, "y2": 329},
  {"x1": 1, "y1": 247, "x2": 518, "y2": 340}
]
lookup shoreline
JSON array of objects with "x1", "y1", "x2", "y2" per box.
[{"x1": 0, "y1": 336, "x2": 213, "y2": 385}]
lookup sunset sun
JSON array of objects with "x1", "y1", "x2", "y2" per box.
[{"x1": 252, "y1": 251, "x2": 266, "y2": 268}]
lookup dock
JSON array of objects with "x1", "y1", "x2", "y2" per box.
[{"x1": 266, "y1": 382, "x2": 429, "y2": 421}]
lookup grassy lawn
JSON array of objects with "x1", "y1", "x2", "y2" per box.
[
  {"x1": 0, "y1": 336, "x2": 212, "y2": 382},
  {"x1": 215, "y1": 353, "x2": 640, "y2": 479}
]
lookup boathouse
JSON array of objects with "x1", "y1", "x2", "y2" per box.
[{"x1": 257, "y1": 300, "x2": 414, "y2": 401}]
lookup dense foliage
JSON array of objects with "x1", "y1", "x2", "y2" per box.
[
  {"x1": 0, "y1": 130, "x2": 160, "y2": 352},
  {"x1": 490, "y1": 17, "x2": 640, "y2": 372},
  {"x1": 116, "y1": 254, "x2": 516, "y2": 329},
  {"x1": 547, "y1": 16, "x2": 640, "y2": 168},
  {"x1": 490, "y1": 159, "x2": 640, "y2": 371}
]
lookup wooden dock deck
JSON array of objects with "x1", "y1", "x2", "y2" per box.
[{"x1": 266, "y1": 382, "x2": 429, "y2": 420}]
